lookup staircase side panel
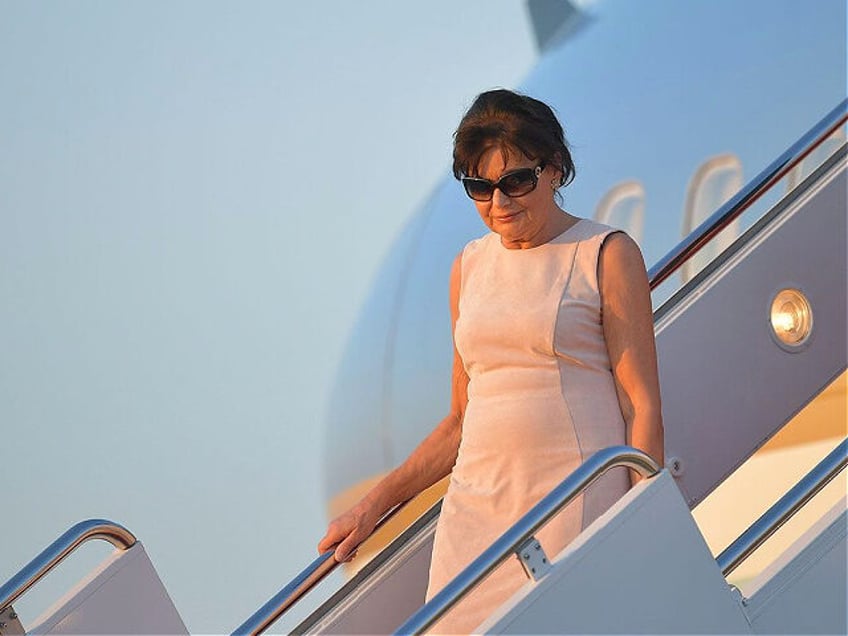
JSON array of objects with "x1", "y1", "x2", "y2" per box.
[
  {"x1": 310, "y1": 526, "x2": 434, "y2": 634},
  {"x1": 483, "y1": 471, "x2": 753, "y2": 634},
  {"x1": 747, "y1": 500, "x2": 847, "y2": 635},
  {"x1": 656, "y1": 163, "x2": 847, "y2": 507},
  {"x1": 27, "y1": 543, "x2": 187, "y2": 635}
]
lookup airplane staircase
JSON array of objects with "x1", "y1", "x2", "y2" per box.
[{"x1": 1, "y1": 101, "x2": 845, "y2": 634}]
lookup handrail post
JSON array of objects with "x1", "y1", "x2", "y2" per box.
[{"x1": 0, "y1": 519, "x2": 137, "y2": 613}]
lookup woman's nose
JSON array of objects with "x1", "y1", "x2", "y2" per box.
[{"x1": 491, "y1": 186, "x2": 514, "y2": 207}]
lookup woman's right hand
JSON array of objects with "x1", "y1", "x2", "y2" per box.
[{"x1": 317, "y1": 496, "x2": 381, "y2": 563}]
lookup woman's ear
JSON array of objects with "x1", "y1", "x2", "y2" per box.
[{"x1": 551, "y1": 152, "x2": 565, "y2": 186}]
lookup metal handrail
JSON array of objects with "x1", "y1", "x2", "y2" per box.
[
  {"x1": 393, "y1": 446, "x2": 660, "y2": 635},
  {"x1": 0, "y1": 519, "x2": 136, "y2": 612},
  {"x1": 648, "y1": 99, "x2": 848, "y2": 289},
  {"x1": 717, "y1": 438, "x2": 847, "y2": 577},
  {"x1": 232, "y1": 498, "x2": 413, "y2": 635}
]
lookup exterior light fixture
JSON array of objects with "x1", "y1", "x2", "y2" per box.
[{"x1": 769, "y1": 288, "x2": 813, "y2": 350}]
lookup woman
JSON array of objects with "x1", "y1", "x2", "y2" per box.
[{"x1": 319, "y1": 89, "x2": 663, "y2": 633}]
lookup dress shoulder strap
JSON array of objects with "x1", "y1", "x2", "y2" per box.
[{"x1": 567, "y1": 220, "x2": 627, "y2": 298}]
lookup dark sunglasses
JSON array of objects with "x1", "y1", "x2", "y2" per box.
[{"x1": 461, "y1": 163, "x2": 545, "y2": 201}]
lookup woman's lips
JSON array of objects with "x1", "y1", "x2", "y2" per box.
[{"x1": 494, "y1": 211, "x2": 521, "y2": 223}]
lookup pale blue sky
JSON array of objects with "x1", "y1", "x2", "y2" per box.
[{"x1": 0, "y1": 1, "x2": 535, "y2": 632}]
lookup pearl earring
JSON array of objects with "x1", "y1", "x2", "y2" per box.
[{"x1": 550, "y1": 178, "x2": 559, "y2": 190}]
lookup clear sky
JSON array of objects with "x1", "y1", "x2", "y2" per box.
[{"x1": 0, "y1": 1, "x2": 537, "y2": 632}]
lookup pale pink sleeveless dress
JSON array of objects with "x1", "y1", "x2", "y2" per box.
[{"x1": 425, "y1": 219, "x2": 630, "y2": 634}]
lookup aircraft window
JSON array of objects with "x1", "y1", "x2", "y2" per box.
[
  {"x1": 681, "y1": 154, "x2": 743, "y2": 284},
  {"x1": 593, "y1": 180, "x2": 645, "y2": 246}
]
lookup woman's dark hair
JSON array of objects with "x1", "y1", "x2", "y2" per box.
[{"x1": 452, "y1": 89, "x2": 575, "y2": 188}]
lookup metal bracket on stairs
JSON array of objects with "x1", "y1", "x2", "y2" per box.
[
  {"x1": 0, "y1": 605, "x2": 24, "y2": 636},
  {"x1": 515, "y1": 536, "x2": 552, "y2": 581}
]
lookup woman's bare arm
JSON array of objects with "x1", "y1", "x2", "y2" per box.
[
  {"x1": 318, "y1": 253, "x2": 468, "y2": 561},
  {"x1": 599, "y1": 233, "x2": 664, "y2": 484}
]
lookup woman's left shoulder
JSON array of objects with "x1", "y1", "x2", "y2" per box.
[
  {"x1": 599, "y1": 229, "x2": 643, "y2": 258},
  {"x1": 597, "y1": 228, "x2": 649, "y2": 288},
  {"x1": 573, "y1": 219, "x2": 642, "y2": 261},
  {"x1": 577, "y1": 219, "x2": 631, "y2": 244}
]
